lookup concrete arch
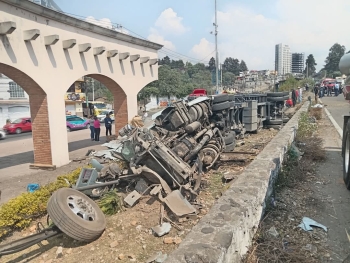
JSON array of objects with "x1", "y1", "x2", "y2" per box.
[
  {"x1": 87, "y1": 74, "x2": 127, "y2": 132},
  {"x1": 0, "y1": 62, "x2": 52, "y2": 165}
]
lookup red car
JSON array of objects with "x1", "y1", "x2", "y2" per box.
[
  {"x1": 3, "y1": 117, "x2": 32, "y2": 134},
  {"x1": 188, "y1": 89, "x2": 208, "y2": 101}
]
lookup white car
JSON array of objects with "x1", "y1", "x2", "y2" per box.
[
  {"x1": 0, "y1": 129, "x2": 6, "y2": 140},
  {"x1": 97, "y1": 110, "x2": 115, "y2": 123}
]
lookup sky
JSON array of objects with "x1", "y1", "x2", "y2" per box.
[{"x1": 57, "y1": 0, "x2": 350, "y2": 71}]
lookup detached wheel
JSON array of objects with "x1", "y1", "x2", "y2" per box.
[
  {"x1": 343, "y1": 122, "x2": 350, "y2": 189},
  {"x1": 47, "y1": 188, "x2": 106, "y2": 242},
  {"x1": 212, "y1": 101, "x2": 230, "y2": 111}
]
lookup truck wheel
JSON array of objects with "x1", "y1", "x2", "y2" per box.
[
  {"x1": 343, "y1": 123, "x2": 350, "y2": 189},
  {"x1": 267, "y1": 96, "x2": 286, "y2": 102},
  {"x1": 266, "y1": 92, "x2": 289, "y2": 97},
  {"x1": 265, "y1": 119, "x2": 283, "y2": 125},
  {"x1": 212, "y1": 101, "x2": 230, "y2": 111},
  {"x1": 47, "y1": 188, "x2": 106, "y2": 242},
  {"x1": 212, "y1": 94, "x2": 229, "y2": 103}
]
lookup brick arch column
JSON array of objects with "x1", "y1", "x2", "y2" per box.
[
  {"x1": 88, "y1": 74, "x2": 127, "y2": 133},
  {"x1": 0, "y1": 63, "x2": 52, "y2": 165}
]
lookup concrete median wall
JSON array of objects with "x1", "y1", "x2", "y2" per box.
[{"x1": 166, "y1": 102, "x2": 309, "y2": 263}]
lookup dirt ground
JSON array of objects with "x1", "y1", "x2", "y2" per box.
[
  {"x1": 0, "y1": 127, "x2": 279, "y2": 263},
  {"x1": 243, "y1": 108, "x2": 350, "y2": 263}
]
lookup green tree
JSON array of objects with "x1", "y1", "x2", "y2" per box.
[
  {"x1": 222, "y1": 72, "x2": 235, "y2": 87},
  {"x1": 158, "y1": 65, "x2": 181, "y2": 99},
  {"x1": 208, "y1": 57, "x2": 216, "y2": 72},
  {"x1": 239, "y1": 60, "x2": 248, "y2": 72},
  {"x1": 137, "y1": 86, "x2": 159, "y2": 107},
  {"x1": 324, "y1": 43, "x2": 346, "y2": 76},
  {"x1": 279, "y1": 77, "x2": 299, "y2": 91},
  {"x1": 159, "y1": 56, "x2": 171, "y2": 66},
  {"x1": 304, "y1": 54, "x2": 317, "y2": 76},
  {"x1": 223, "y1": 57, "x2": 240, "y2": 75}
]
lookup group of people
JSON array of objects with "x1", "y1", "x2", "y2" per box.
[
  {"x1": 286, "y1": 86, "x2": 304, "y2": 107},
  {"x1": 313, "y1": 82, "x2": 341, "y2": 100},
  {"x1": 88, "y1": 114, "x2": 113, "y2": 141}
]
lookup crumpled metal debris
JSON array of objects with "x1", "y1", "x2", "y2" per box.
[
  {"x1": 164, "y1": 190, "x2": 197, "y2": 217},
  {"x1": 151, "y1": 223, "x2": 171, "y2": 237},
  {"x1": 298, "y1": 217, "x2": 327, "y2": 232}
]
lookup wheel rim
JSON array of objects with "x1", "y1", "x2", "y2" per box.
[
  {"x1": 16, "y1": 128, "x2": 21, "y2": 134},
  {"x1": 67, "y1": 127, "x2": 70, "y2": 132},
  {"x1": 346, "y1": 134, "x2": 349, "y2": 175},
  {"x1": 66, "y1": 195, "x2": 96, "y2": 221}
]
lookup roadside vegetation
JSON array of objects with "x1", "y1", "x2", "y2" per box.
[
  {"x1": 0, "y1": 167, "x2": 83, "y2": 239},
  {"x1": 243, "y1": 107, "x2": 326, "y2": 263}
]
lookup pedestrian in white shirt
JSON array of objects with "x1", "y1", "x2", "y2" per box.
[{"x1": 298, "y1": 87, "x2": 303, "y2": 103}]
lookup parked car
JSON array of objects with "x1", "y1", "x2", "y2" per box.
[
  {"x1": 188, "y1": 89, "x2": 208, "y2": 101},
  {"x1": 0, "y1": 129, "x2": 6, "y2": 140},
  {"x1": 97, "y1": 110, "x2": 115, "y2": 123},
  {"x1": 3, "y1": 117, "x2": 32, "y2": 134},
  {"x1": 66, "y1": 115, "x2": 90, "y2": 132}
]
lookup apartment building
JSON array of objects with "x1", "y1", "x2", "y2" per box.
[
  {"x1": 275, "y1": 44, "x2": 292, "y2": 75},
  {"x1": 292, "y1": 53, "x2": 305, "y2": 74}
]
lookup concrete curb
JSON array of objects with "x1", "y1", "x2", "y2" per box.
[
  {"x1": 324, "y1": 108, "x2": 343, "y2": 139},
  {"x1": 318, "y1": 98, "x2": 343, "y2": 139},
  {"x1": 165, "y1": 102, "x2": 310, "y2": 263}
]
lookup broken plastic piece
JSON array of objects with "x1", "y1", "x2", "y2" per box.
[
  {"x1": 164, "y1": 190, "x2": 196, "y2": 217},
  {"x1": 298, "y1": 217, "x2": 327, "y2": 232},
  {"x1": 135, "y1": 179, "x2": 149, "y2": 194},
  {"x1": 27, "y1": 183, "x2": 40, "y2": 193},
  {"x1": 90, "y1": 159, "x2": 103, "y2": 172},
  {"x1": 124, "y1": 190, "x2": 141, "y2": 207},
  {"x1": 151, "y1": 223, "x2": 171, "y2": 237}
]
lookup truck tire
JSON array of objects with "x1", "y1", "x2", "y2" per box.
[
  {"x1": 265, "y1": 119, "x2": 283, "y2": 125},
  {"x1": 212, "y1": 101, "x2": 230, "y2": 111},
  {"x1": 267, "y1": 96, "x2": 287, "y2": 102},
  {"x1": 343, "y1": 122, "x2": 350, "y2": 189},
  {"x1": 266, "y1": 92, "x2": 289, "y2": 97},
  {"x1": 212, "y1": 94, "x2": 229, "y2": 104},
  {"x1": 47, "y1": 188, "x2": 106, "y2": 242}
]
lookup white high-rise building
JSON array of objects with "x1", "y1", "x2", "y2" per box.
[{"x1": 275, "y1": 44, "x2": 292, "y2": 75}]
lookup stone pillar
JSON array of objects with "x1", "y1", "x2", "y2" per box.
[
  {"x1": 46, "y1": 93, "x2": 70, "y2": 166},
  {"x1": 112, "y1": 87, "x2": 128, "y2": 132},
  {"x1": 29, "y1": 93, "x2": 53, "y2": 165}
]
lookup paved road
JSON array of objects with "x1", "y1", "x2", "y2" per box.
[{"x1": 322, "y1": 95, "x2": 350, "y2": 129}]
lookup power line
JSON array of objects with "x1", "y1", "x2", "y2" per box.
[{"x1": 58, "y1": 10, "x2": 214, "y2": 64}]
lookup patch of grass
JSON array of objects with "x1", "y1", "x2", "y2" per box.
[
  {"x1": 0, "y1": 167, "x2": 84, "y2": 239},
  {"x1": 98, "y1": 189, "x2": 124, "y2": 215}
]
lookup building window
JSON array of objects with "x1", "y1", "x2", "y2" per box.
[{"x1": 9, "y1": 82, "x2": 25, "y2": 99}]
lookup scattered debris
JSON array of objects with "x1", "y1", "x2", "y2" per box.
[
  {"x1": 267, "y1": 226, "x2": 279, "y2": 237},
  {"x1": 27, "y1": 183, "x2": 40, "y2": 193},
  {"x1": 311, "y1": 104, "x2": 323, "y2": 108},
  {"x1": 152, "y1": 223, "x2": 172, "y2": 237},
  {"x1": 55, "y1": 246, "x2": 63, "y2": 258},
  {"x1": 298, "y1": 217, "x2": 327, "y2": 232},
  {"x1": 124, "y1": 190, "x2": 142, "y2": 207}
]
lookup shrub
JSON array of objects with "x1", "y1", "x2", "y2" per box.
[
  {"x1": 296, "y1": 112, "x2": 317, "y2": 141},
  {"x1": 0, "y1": 167, "x2": 83, "y2": 238}
]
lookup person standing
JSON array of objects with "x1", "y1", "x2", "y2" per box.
[
  {"x1": 314, "y1": 85, "x2": 319, "y2": 103},
  {"x1": 89, "y1": 115, "x2": 95, "y2": 141},
  {"x1": 291, "y1": 89, "x2": 297, "y2": 107},
  {"x1": 104, "y1": 113, "x2": 112, "y2": 137},
  {"x1": 298, "y1": 87, "x2": 303, "y2": 103},
  {"x1": 334, "y1": 82, "x2": 340, "y2": 96},
  {"x1": 93, "y1": 116, "x2": 101, "y2": 142},
  {"x1": 320, "y1": 83, "x2": 325, "y2": 98},
  {"x1": 294, "y1": 88, "x2": 299, "y2": 104}
]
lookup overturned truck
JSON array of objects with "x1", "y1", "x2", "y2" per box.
[{"x1": 0, "y1": 92, "x2": 290, "y2": 256}]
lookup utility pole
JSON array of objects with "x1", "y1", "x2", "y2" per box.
[
  {"x1": 220, "y1": 63, "x2": 223, "y2": 89},
  {"x1": 306, "y1": 62, "x2": 308, "y2": 78},
  {"x1": 214, "y1": 0, "x2": 219, "y2": 93},
  {"x1": 92, "y1": 80, "x2": 95, "y2": 102}
]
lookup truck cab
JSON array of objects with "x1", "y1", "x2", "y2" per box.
[{"x1": 338, "y1": 53, "x2": 350, "y2": 188}]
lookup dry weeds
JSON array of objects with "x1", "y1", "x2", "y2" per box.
[{"x1": 242, "y1": 109, "x2": 328, "y2": 263}]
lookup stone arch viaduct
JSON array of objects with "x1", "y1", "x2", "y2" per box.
[{"x1": 0, "y1": 0, "x2": 162, "y2": 167}]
